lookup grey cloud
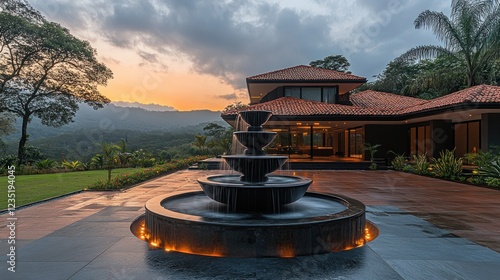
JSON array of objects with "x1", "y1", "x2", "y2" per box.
[
  {"x1": 29, "y1": 0, "x2": 454, "y2": 87},
  {"x1": 217, "y1": 93, "x2": 238, "y2": 100}
]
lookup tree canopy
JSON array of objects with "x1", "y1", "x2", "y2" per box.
[
  {"x1": 309, "y1": 54, "x2": 351, "y2": 73},
  {"x1": 396, "y1": 0, "x2": 500, "y2": 87},
  {"x1": 367, "y1": 54, "x2": 469, "y2": 98},
  {"x1": 0, "y1": 0, "x2": 113, "y2": 164}
]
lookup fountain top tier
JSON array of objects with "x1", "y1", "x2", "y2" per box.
[{"x1": 223, "y1": 110, "x2": 287, "y2": 183}]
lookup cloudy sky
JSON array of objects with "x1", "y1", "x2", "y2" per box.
[{"x1": 29, "y1": 0, "x2": 450, "y2": 111}]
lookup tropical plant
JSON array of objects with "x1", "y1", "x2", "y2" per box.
[
  {"x1": 116, "y1": 139, "x2": 131, "y2": 167},
  {"x1": 364, "y1": 143, "x2": 381, "y2": 162},
  {"x1": 413, "y1": 154, "x2": 431, "y2": 175},
  {"x1": 99, "y1": 142, "x2": 119, "y2": 183},
  {"x1": 397, "y1": 0, "x2": 500, "y2": 87},
  {"x1": 61, "y1": 160, "x2": 83, "y2": 170},
  {"x1": 482, "y1": 157, "x2": 500, "y2": 178},
  {"x1": 485, "y1": 177, "x2": 500, "y2": 188},
  {"x1": 131, "y1": 149, "x2": 155, "y2": 168},
  {"x1": 90, "y1": 154, "x2": 104, "y2": 169},
  {"x1": 431, "y1": 149, "x2": 463, "y2": 180},
  {"x1": 34, "y1": 159, "x2": 57, "y2": 170},
  {"x1": 388, "y1": 151, "x2": 407, "y2": 171}
]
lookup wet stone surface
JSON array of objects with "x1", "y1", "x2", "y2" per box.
[{"x1": 1, "y1": 205, "x2": 499, "y2": 279}]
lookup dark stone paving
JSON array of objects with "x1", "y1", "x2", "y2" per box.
[
  {"x1": 1, "y1": 205, "x2": 500, "y2": 279},
  {"x1": 1, "y1": 170, "x2": 500, "y2": 279}
]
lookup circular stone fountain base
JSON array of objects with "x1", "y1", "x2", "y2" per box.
[{"x1": 137, "y1": 190, "x2": 377, "y2": 258}]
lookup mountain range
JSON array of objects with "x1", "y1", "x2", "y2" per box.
[
  {"x1": 1, "y1": 103, "x2": 227, "y2": 160},
  {"x1": 4, "y1": 102, "x2": 224, "y2": 142}
]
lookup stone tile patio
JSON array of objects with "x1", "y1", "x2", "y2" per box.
[{"x1": 1, "y1": 170, "x2": 500, "y2": 279}]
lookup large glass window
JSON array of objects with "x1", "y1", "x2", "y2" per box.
[
  {"x1": 265, "y1": 126, "x2": 335, "y2": 158},
  {"x1": 284, "y1": 87, "x2": 338, "y2": 104},
  {"x1": 454, "y1": 121, "x2": 480, "y2": 156},
  {"x1": 284, "y1": 87, "x2": 300, "y2": 98},
  {"x1": 409, "y1": 124, "x2": 430, "y2": 157},
  {"x1": 349, "y1": 127, "x2": 364, "y2": 158},
  {"x1": 324, "y1": 88, "x2": 337, "y2": 104},
  {"x1": 301, "y1": 87, "x2": 322, "y2": 102}
]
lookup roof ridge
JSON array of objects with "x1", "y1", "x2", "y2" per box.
[
  {"x1": 246, "y1": 65, "x2": 307, "y2": 79},
  {"x1": 246, "y1": 65, "x2": 366, "y2": 81}
]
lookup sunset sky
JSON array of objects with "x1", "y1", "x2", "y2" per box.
[{"x1": 29, "y1": 0, "x2": 449, "y2": 111}]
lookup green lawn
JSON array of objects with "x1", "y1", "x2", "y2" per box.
[{"x1": 0, "y1": 168, "x2": 146, "y2": 210}]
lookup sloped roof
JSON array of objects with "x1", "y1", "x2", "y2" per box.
[
  {"x1": 225, "y1": 97, "x2": 390, "y2": 116},
  {"x1": 400, "y1": 84, "x2": 500, "y2": 114},
  {"x1": 350, "y1": 90, "x2": 427, "y2": 111},
  {"x1": 224, "y1": 85, "x2": 500, "y2": 118},
  {"x1": 246, "y1": 65, "x2": 366, "y2": 82}
]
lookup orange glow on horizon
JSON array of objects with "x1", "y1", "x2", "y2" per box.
[{"x1": 98, "y1": 65, "x2": 247, "y2": 111}]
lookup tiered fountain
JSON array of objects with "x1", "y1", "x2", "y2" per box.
[{"x1": 133, "y1": 110, "x2": 377, "y2": 257}]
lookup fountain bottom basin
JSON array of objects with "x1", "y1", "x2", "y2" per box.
[{"x1": 134, "y1": 190, "x2": 378, "y2": 258}]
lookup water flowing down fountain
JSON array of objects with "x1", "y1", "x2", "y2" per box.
[{"x1": 133, "y1": 110, "x2": 378, "y2": 257}]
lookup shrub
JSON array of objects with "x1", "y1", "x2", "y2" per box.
[
  {"x1": 413, "y1": 154, "x2": 430, "y2": 175},
  {"x1": 389, "y1": 151, "x2": 407, "y2": 171},
  {"x1": 485, "y1": 177, "x2": 500, "y2": 188},
  {"x1": 482, "y1": 157, "x2": 500, "y2": 178},
  {"x1": 62, "y1": 160, "x2": 84, "y2": 170},
  {"x1": 431, "y1": 149, "x2": 463, "y2": 180},
  {"x1": 90, "y1": 156, "x2": 205, "y2": 190},
  {"x1": 35, "y1": 159, "x2": 57, "y2": 170}
]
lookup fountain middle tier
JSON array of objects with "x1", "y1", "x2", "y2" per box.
[
  {"x1": 197, "y1": 174, "x2": 312, "y2": 211},
  {"x1": 222, "y1": 155, "x2": 288, "y2": 183}
]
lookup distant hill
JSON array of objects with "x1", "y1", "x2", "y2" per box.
[
  {"x1": 112, "y1": 101, "x2": 177, "y2": 112},
  {"x1": 4, "y1": 103, "x2": 224, "y2": 142}
]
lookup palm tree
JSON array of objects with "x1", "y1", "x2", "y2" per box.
[
  {"x1": 99, "y1": 142, "x2": 119, "y2": 183},
  {"x1": 397, "y1": 0, "x2": 500, "y2": 87}
]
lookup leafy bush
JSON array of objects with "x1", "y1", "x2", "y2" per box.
[
  {"x1": 90, "y1": 156, "x2": 205, "y2": 190},
  {"x1": 389, "y1": 151, "x2": 407, "y2": 171},
  {"x1": 35, "y1": 159, "x2": 57, "y2": 170},
  {"x1": 131, "y1": 149, "x2": 155, "y2": 168},
  {"x1": 467, "y1": 175, "x2": 485, "y2": 185},
  {"x1": 431, "y1": 149, "x2": 463, "y2": 180},
  {"x1": 364, "y1": 143, "x2": 381, "y2": 162},
  {"x1": 413, "y1": 154, "x2": 430, "y2": 175},
  {"x1": 0, "y1": 155, "x2": 18, "y2": 168},
  {"x1": 485, "y1": 177, "x2": 500, "y2": 188},
  {"x1": 482, "y1": 157, "x2": 500, "y2": 178},
  {"x1": 62, "y1": 160, "x2": 84, "y2": 170}
]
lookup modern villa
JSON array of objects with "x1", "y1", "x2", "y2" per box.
[{"x1": 222, "y1": 65, "x2": 500, "y2": 161}]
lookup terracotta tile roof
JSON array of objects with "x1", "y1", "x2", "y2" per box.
[
  {"x1": 247, "y1": 65, "x2": 366, "y2": 82},
  {"x1": 225, "y1": 97, "x2": 389, "y2": 116},
  {"x1": 400, "y1": 84, "x2": 500, "y2": 114},
  {"x1": 350, "y1": 90, "x2": 427, "y2": 111},
  {"x1": 223, "y1": 84, "x2": 500, "y2": 118}
]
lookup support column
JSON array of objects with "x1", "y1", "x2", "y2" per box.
[
  {"x1": 310, "y1": 125, "x2": 314, "y2": 159},
  {"x1": 481, "y1": 113, "x2": 500, "y2": 152}
]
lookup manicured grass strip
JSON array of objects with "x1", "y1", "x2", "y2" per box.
[{"x1": 0, "y1": 168, "x2": 145, "y2": 210}]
